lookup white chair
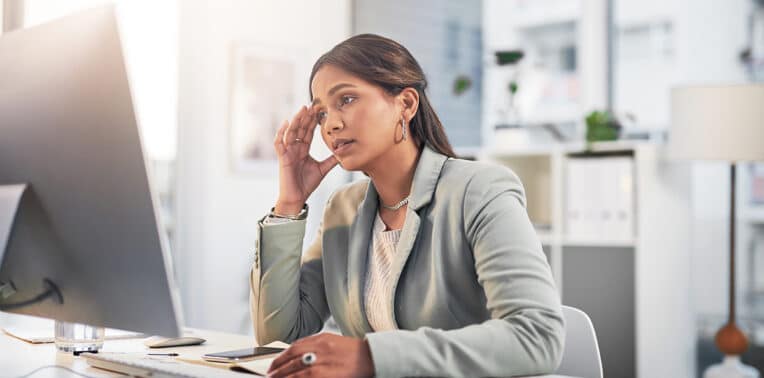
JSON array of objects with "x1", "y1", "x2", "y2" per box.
[{"x1": 556, "y1": 305, "x2": 603, "y2": 378}]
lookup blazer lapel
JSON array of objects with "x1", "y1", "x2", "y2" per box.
[
  {"x1": 346, "y1": 147, "x2": 449, "y2": 333},
  {"x1": 388, "y1": 147, "x2": 448, "y2": 327},
  {"x1": 388, "y1": 206, "x2": 420, "y2": 327},
  {"x1": 346, "y1": 180, "x2": 377, "y2": 336}
]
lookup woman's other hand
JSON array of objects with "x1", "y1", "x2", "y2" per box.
[
  {"x1": 267, "y1": 333, "x2": 374, "y2": 378},
  {"x1": 273, "y1": 105, "x2": 339, "y2": 215}
]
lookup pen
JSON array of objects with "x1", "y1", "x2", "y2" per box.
[{"x1": 148, "y1": 353, "x2": 179, "y2": 356}]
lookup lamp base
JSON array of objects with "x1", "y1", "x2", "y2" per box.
[{"x1": 703, "y1": 356, "x2": 760, "y2": 378}]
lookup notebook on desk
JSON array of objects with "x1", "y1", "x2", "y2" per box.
[
  {"x1": 178, "y1": 355, "x2": 277, "y2": 376},
  {"x1": 229, "y1": 358, "x2": 275, "y2": 376},
  {"x1": 177, "y1": 341, "x2": 289, "y2": 376}
]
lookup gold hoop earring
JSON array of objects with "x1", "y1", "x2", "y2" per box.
[{"x1": 401, "y1": 117, "x2": 407, "y2": 141}]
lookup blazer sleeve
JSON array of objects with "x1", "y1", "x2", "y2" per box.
[
  {"x1": 364, "y1": 165, "x2": 565, "y2": 377},
  {"x1": 250, "y1": 210, "x2": 329, "y2": 346}
]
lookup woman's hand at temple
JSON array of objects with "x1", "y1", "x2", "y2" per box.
[
  {"x1": 267, "y1": 333, "x2": 374, "y2": 378},
  {"x1": 273, "y1": 105, "x2": 339, "y2": 215}
]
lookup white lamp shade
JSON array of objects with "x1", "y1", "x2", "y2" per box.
[{"x1": 669, "y1": 84, "x2": 764, "y2": 161}]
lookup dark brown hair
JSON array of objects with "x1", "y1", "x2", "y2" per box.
[{"x1": 309, "y1": 34, "x2": 457, "y2": 158}]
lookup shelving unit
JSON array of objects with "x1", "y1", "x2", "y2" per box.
[
  {"x1": 480, "y1": 141, "x2": 695, "y2": 378},
  {"x1": 482, "y1": 0, "x2": 607, "y2": 149},
  {"x1": 561, "y1": 237, "x2": 637, "y2": 248},
  {"x1": 510, "y1": 0, "x2": 581, "y2": 30},
  {"x1": 611, "y1": 0, "x2": 681, "y2": 132},
  {"x1": 483, "y1": 1, "x2": 759, "y2": 377}
]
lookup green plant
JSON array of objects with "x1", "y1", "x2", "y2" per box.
[
  {"x1": 585, "y1": 110, "x2": 621, "y2": 143},
  {"x1": 509, "y1": 81, "x2": 518, "y2": 96},
  {"x1": 452, "y1": 75, "x2": 472, "y2": 96},
  {"x1": 495, "y1": 50, "x2": 524, "y2": 66}
]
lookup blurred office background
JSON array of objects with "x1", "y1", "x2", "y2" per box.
[{"x1": 2, "y1": 0, "x2": 763, "y2": 377}]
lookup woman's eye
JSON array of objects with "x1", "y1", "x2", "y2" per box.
[
  {"x1": 316, "y1": 111, "x2": 327, "y2": 124},
  {"x1": 339, "y1": 96, "x2": 356, "y2": 106}
]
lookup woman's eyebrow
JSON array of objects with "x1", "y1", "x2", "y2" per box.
[{"x1": 312, "y1": 83, "x2": 357, "y2": 106}]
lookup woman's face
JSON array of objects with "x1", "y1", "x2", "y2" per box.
[{"x1": 310, "y1": 65, "x2": 402, "y2": 172}]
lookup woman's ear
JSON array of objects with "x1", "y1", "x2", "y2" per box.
[{"x1": 398, "y1": 87, "x2": 419, "y2": 122}]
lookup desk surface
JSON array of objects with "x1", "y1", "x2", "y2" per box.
[
  {"x1": 1, "y1": 327, "x2": 254, "y2": 377},
  {"x1": 0, "y1": 324, "x2": 574, "y2": 377}
]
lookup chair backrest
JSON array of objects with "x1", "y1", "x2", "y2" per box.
[{"x1": 557, "y1": 305, "x2": 603, "y2": 378}]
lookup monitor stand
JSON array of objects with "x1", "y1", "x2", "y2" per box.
[
  {"x1": 0, "y1": 184, "x2": 64, "y2": 310},
  {"x1": 0, "y1": 184, "x2": 95, "y2": 354}
]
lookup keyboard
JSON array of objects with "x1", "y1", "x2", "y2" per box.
[{"x1": 82, "y1": 352, "x2": 248, "y2": 378}]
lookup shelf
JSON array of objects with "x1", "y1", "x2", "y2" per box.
[
  {"x1": 533, "y1": 236, "x2": 638, "y2": 248},
  {"x1": 536, "y1": 230, "x2": 555, "y2": 245},
  {"x1": 741, "y1": 207, "x2": 764, "y2": 224},
  {"x1": 614, "y1": 6, "x2": 673, "y2": 30},
  {"x1": 562, "y1": 237, "x2": 637, "y2": 248},
  {"x1": 511, "y1": 3, "x2": 581, "y2": 30},
  {"x1": 485, "y1": 140, "x2": 653, "y2": 158},
  {"x1": 575, "y1": 140, "x2": 648, "y2": 153},
  {"x1": 520, "y1": 114, "x2": 581, "y2": 128},
  {"x1": 485, "y1": 144, "x2": 565, "y2": 158}
]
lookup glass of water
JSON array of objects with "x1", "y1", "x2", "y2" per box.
[{"x1": 54, "y1": 320, "x2": 105, "y2": 353}]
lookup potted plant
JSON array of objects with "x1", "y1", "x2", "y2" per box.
[{"x1": 585, "y1": 110, "x2": 621, "y2": 144}]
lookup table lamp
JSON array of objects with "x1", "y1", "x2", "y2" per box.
[{"x1": 669, "y1": 83, "x2": 764, "y2": 378}]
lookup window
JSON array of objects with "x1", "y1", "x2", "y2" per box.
[
  {"x1": 21, "y1": 0, "x2": 179, "y2": 250},
  {"x1": 1, "y1": 0, "x2": 25, "y2": 33},
  {"x1": 22, "y1": 0, "x2": 178, "y2": 162}
]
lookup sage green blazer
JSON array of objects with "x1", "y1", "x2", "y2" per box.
[{"x1": 250, "y1": 146, "x2": 564, "y2": 377}]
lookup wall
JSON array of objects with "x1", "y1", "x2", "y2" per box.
[
  {"x1": 176, "y1": 0, "x2": 351, "y2": 334},
  {"x1": 354, "y1": 0, "x2": 484, "y2": 151}
]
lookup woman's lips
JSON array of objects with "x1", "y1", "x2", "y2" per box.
[{"x1": 333, "y1": 141, "x2": 355, "y2": 156}]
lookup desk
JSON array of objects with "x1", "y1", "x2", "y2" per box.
[
  {"x1": 0, "y1": 327, "x2": 252, "y2": 377},
  {"x1": 0, "y1": 328, "x2": 575, "y2": 377}
]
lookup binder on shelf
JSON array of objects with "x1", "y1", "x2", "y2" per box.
[
  {"x1": 565, "y1": 158, "x2": 596, "y2": 239},
  {"x1": 565, "y1": 157, "x2": 634, "y2": 243},
  {"x1": 602, "y1": 157, "x2": 634, "y2": 241}
]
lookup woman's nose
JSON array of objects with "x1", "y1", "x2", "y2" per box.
[{"x1": 326, "y1": 114, "x2": 344, "y2": 133}]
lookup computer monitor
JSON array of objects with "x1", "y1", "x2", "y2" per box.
[{"x1": 0, "y1": 6, "x2": 183, "y2": 338}]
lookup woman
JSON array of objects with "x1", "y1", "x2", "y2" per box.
[{"x1": 251, "y1": 34, "x2": 564, "y2": 378}]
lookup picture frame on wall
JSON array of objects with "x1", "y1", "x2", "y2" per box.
[{"x1": 228, "y1": 42, "x2": 306, "y2": 174}]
